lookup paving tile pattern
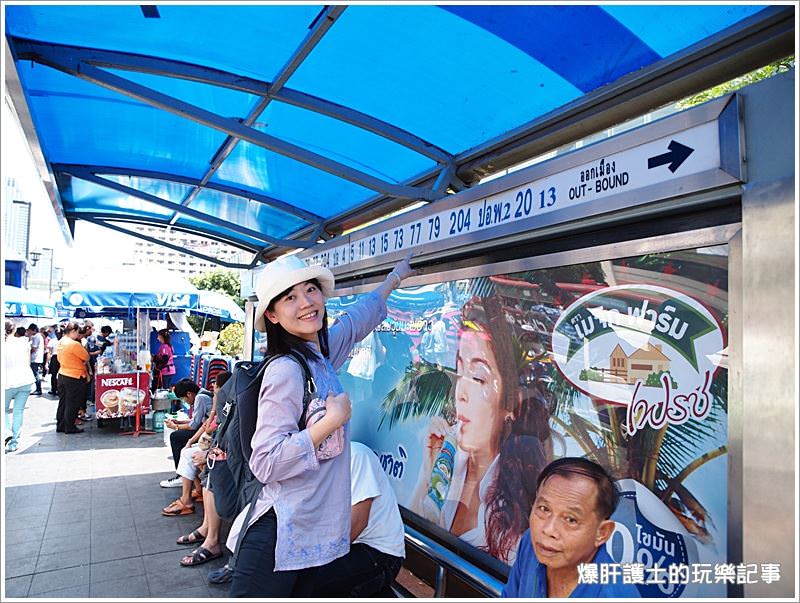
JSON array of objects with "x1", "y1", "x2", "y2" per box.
[{"x1": 4, "y1": 393, "x2": 230, "y2": 598}]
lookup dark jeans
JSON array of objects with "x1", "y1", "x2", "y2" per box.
[
  {"x1": 57, "y1": 374, "x2": 86, "y2": 432},
  {"x1": 86, "y1": 365, "x2": 96, "y2": 406},
  {"x1": 169, "y1": 428, "x2": 194, "y2": 470},
  {"x1": 310, "y1": 543, "x2": 403, "y2": 597},
  {"x1": 49, "y1": 356, "x2": 60, "y2": 394},
  {"x1": 154, "y1": 371, "x2": 175, "y2": 392},
  {"x1": 229, "y1": 509, "x2": 318, "y2": 598},
  {"x1": 30, "y1": 362, "x2": 43, "y2": 393}
]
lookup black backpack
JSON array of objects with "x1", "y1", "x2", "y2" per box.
[{"x1": 208, "y1": 351, "x2": 316, "y2": 552}]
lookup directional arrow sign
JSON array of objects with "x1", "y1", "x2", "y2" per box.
[
  {"x1": 648, "y1": 140, "x2": 695, "y2": 173},
  {"x1": 305, "y1": 118, "x2": 731, "y2": 270}
]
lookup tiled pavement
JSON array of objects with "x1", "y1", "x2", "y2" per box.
[{"x1": 3, "y1": 392, "x2": 230, "y2": 599}]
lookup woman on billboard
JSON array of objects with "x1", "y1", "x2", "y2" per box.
[{"x1": 411, "y1": 295, "x2": 555, "y2": 564}]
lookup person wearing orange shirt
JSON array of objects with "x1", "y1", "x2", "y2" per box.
[{"x1": 56, "y1": 321, "x2": 91, "y2": 434}]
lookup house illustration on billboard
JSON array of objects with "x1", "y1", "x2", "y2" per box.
[{"x1": 609, "y1": 342, "x2": 671, "y2": 384}]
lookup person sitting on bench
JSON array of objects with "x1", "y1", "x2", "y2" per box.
[
  {"x1": 159, "y1": 379, "x2": 212, "y2": 489},
  {"x1": 502, "y1": 457, "x2": 640, "y2": 598},
  {"x1": 308, "y1": 441, "x2": 406, "y2": 597}
]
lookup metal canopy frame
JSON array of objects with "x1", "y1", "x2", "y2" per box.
[
  {"x1": 165, "y1": 4, "x2": 347, "y2": 227},
  {"x1": 73, "y1": 210, "x2": 259, "y2": 252},
  {"x1": 8, "y1": 39, "x2": 453, "y2": 166},
  {"x1": 52, "y1": 164, "x2": 325, "y2": 225},
  {"x1": 60, "y1": 166, "x2": 309, "y2": 249},
  {"x1": 19, "y1": 53, "x2": 440, "y2": 201},
  {"x1": 4, "y1": 5, "x2": 794, "y2": 263},
  {"x1": 78, "y1": 215, "x2": 257, "y2": 269}
]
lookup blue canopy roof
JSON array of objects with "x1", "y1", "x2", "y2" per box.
[{"x1": 4, "y1": 4, "x2": 791, "y2": 266}]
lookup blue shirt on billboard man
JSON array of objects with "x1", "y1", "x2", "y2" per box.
[{"x1": 502, "y1": 457, "x2": 640, "y2": 598}]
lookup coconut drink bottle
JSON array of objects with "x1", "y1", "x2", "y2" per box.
[{"x1": 425, "y1": 427, "x2": 457, "y2": 515}]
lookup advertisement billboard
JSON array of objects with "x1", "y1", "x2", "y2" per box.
[
  {"x1": 329, "y1": 245, "x2": 729, "y2": 597},
  {"x1": 96, "y1": 372, "x2": 151, "y2": 418}
]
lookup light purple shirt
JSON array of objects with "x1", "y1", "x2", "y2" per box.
[{"x1": 227, "y1": 291, "x2": 387, "y2": 571}]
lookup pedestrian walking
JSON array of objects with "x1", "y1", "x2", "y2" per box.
[{"x1": 5, "y1": 322, "x2": 35, "y2": 452}]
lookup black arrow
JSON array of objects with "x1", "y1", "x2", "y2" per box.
[{"x1": 647, "y1": 140, "x2": 694, "y2": 173}]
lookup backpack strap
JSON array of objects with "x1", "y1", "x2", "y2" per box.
[
  {"x1": 286, "y1": 350, "x2": 317, "y2": 430},
  {"x1": 238, "y1": 351, "x2": 317, "y2": 459},
  {"x1": 212, "y1": 354, "x2": 282, "y2": 449}
]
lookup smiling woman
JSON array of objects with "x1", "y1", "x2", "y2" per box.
[
  {"x1": 226, "y1": 252, "x2": 415, "y2": 597},
  {"x1": 411, "y1": 294, "x2": 555, "y2": 564}
]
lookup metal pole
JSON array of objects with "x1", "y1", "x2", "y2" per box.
[
  {"x1": 44, "y1": 247, "x2": 54, "y2": 295},
  {"x1": 433, "y1": 565, "x2": 447, "y2": 598}
]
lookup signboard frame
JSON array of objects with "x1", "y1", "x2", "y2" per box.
[
  {"x1": 332, "y1": 224, "x2": 739, "y2": 298},
  {"x1": 331, "y1": 221, "x2": 739, "y2": 594},
  {"x1": 299, "y1": 94, "x2": 744, "y2": 278}
]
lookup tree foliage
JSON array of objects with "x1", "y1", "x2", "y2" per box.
[
  {"x1": 677, "y1": 57, "x2": 794, "y2": 108},
  {"x1": 189, "y1": 269, "x2": 244, "y2": 309},
  {"x1": 217, "y1": 322, "x2": 244, "y2": 358},
  {"x1": 187, "y1": 269, "x2": 245, "y2": 335}
]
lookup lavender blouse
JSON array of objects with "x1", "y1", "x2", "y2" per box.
[{"x1": 226, "y1": 291, "x2": 387, "y2": 571}]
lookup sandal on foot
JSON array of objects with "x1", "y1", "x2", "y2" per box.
[
  {"x1": 191, "y1": 489, "x2": 203, "y2": 502},
  {"x1": 180, "y1": 546, "x2": 222, "y2": 567},
  {"x1": 176, "y1": 528, "x2": 206, "y2": 545},
  {"x1": 162, "y1": 499, "x2": 194, "y2": 516}
]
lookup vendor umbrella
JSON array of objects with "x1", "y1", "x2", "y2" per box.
[
  {"x1": 61, "y1": 266, "x2": 199, "y2": 315},
  {"x1": 3, "y1": 285, "x2": 58, "y2": 319},
  {"x1": 193, "y1": 290, "x2": 245, "y2": 323}
]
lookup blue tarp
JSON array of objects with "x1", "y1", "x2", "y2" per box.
[{"x1": 3, "y1": 4, "x2": 783, "y2": 262}]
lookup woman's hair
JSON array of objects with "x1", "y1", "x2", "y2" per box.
[
  {"x1": 459, "y1": 295, "x2": 555, "y2": 562},
  {"x1": 15, "y1": 326, "x2": 27, "y2": 337},
  {"x1": 158, "y1": 329, "x2": 171, "y2": 346},
  {"x1": 263, "y1": 278, "x2": 330, "y2": 361}
]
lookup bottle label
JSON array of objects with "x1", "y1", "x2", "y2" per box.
[{"x1": 427, "y1": 438, "x2": 456, "y2": 511}]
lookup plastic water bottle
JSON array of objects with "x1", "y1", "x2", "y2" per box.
[
  {"x1": 153, "y1": 410, "x2": 165, "y2": 432},
  {"x1": 137, "y1": 346, "x2": 150, "y2": 372},
  {"x1": 425, "y1": 430, "x2": 457, "y2": 515}
]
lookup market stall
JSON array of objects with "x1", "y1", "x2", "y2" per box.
[
  {"x1": 189, "y1": 289, "x2": 245, "y2": 352},
  {"x1": 61, "y1": 267, "x2": 200, "y2": 434}
]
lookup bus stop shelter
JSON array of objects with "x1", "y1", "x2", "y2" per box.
[{"x1": 3, "y1": 4, "x2": 796, "y2": 598}]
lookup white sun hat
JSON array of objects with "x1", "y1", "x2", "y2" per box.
[{"x1": 253, "y1": 255, "x2": 335, "y2": 332}]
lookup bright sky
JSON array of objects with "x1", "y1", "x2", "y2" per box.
[{"x1": 2, "y1": 98, "x2": 140, "y2": 282}]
